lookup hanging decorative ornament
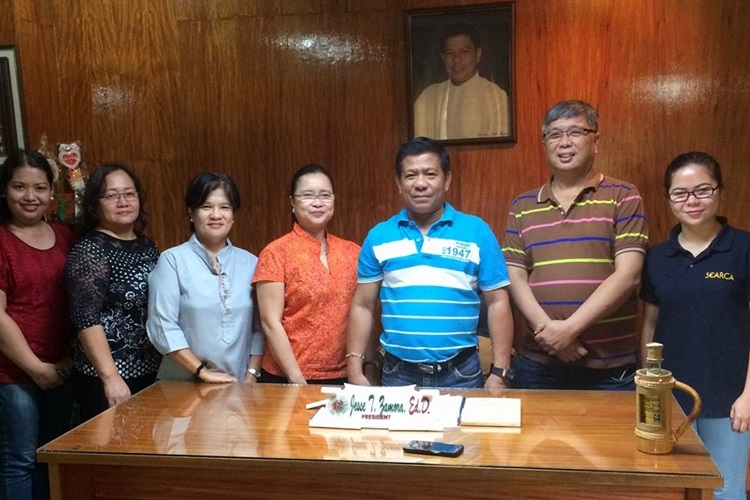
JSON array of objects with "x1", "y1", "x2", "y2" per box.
[
  {"x1": 57, "y1": 142, "x2": 89, "y2": 217},
  {"x1": 38, "y1": 134, "x2": 71, "y2": 223}
]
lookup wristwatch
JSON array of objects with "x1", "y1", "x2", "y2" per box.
[
  {"x1": 490, "y1": 365, "x2": 514, "y2": 383},
  {"x1": 247, "y1": 367, "x2": 261, "y2": 380},
  {"x1": 193, "y1": 360, "x2": 207, "y2": 382}
]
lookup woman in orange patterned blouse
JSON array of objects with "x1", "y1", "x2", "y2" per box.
[{"x1": 252, "y1": 165, "x2": 360, "y2": 385}]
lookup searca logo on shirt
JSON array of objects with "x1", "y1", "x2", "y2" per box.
[{"x1": 705, "y1": 271, "x2": 735, "y2": 281}]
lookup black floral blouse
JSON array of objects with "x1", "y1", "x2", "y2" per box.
[{"x1": 65, "y1": 230, "x2": 161, "y2": 379}]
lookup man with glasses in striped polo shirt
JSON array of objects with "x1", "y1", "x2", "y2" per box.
[{"x1": 503, "y1": 100, "x2": 649, "y2": 390}]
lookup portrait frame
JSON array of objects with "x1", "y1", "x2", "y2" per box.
[
  {"x1": 406, "y1": 2, "x2": 515, "y2": 146},
  {"x1": 0, "y1": 46, "x2": 27, "y2": 162}
]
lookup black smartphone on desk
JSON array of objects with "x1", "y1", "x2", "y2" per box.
[{"x1": 403, "y1": 440, "x2": 464, "y2": 457}]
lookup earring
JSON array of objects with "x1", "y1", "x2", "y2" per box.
[{"x1": 292, "y1": 208, "x2": 295, "y2": 214}]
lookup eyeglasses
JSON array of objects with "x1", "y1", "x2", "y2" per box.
[
  {"x1": 293, "y1": 192, "x2": 334, "y2": 203},
  {"x1": 667, "y1": 185, "x2": 719, "y2": 203},
  {"x1": 543, "y1": 127, "x2": 597, "y2": 144},
  {"x1": 100, "y1": 191, "x2": 139, "y2": 204}
]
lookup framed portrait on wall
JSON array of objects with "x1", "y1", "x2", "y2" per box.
[
  {"x1": 0, "y1": 46, "x2": 26, "y2": 162},
  {"x1": 406, "y1": 2, "x2": 515, "y2": 146}
]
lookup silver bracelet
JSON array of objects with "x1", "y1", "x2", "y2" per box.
[{"x1": 247, "y1": 367, "x2": 261, "y2": 380}]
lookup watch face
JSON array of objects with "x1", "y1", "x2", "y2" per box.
[{"x1": 504, "y1": 367, "x2": 515, "y2": 381}]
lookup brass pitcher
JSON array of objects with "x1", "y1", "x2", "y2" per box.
[{"x1": 634, "y1": 342, "x2": 702, "y2": 454}]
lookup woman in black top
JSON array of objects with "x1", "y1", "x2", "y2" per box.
[{"x1": 64, "y1": 163, "x2": 160, "y2": 421}]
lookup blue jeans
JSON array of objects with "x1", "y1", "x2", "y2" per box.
[
  {"x1": 512, "y1": 354, "x2": 636, "y2": 391},
  {"x1": 0, "y1": 382, "x2": 74, "y2": 500},
  {"x1": 381, "y1": 350, "x2": 484, "y2": 389},
  {"x1": 694, "y1": 417, "x2": 750, "y2": 500}
]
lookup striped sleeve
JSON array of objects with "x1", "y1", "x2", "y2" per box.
[{"x1": 612, "y1": 183, "x2": 649, "y2": 255}]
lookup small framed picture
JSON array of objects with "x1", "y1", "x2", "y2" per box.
[
  {"x1": 0, "y1": 46, "x2": 26, "y2": 162},
  {"x1": 406, "y1": 2, "x2": 515, "y2": 146}
]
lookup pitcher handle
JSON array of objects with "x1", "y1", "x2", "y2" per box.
[{"x1": 672, "y1": 380, "x2": 702, "y2": 442}]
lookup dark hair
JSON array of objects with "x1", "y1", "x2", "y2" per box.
[
  {"x1": 81, "y1": 163, "x2": 148, "y2": 234},
  {"x1": 289, "y1": 164, "x2": 334, "y2": 197},
  {"x1": 185, "y1": 172, "x2": 241, "y2": 232},
  {"x1": 0, "y1": 149, "x2": 55, "y2": 224},
  {"x1": 541, "y1": 100, "x2": 599, "y2": 137},
  {"x1": 394, "y1": 137, "x2": 450, "y2": 177},
  {"x1": 440, "y1": 24, "x2": 482, "y2": 51},
  {"x1": 664, "y1": 151, "x2": 723, "y2": 193}
]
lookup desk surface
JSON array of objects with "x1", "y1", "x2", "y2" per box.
[{"x1": 38, "y1": 382, "x2": 721, "y2": 499}]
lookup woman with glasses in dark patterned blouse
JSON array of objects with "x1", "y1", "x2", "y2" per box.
[{"x1": 64, "y1": 163, "x2": 161, "y2": 421}]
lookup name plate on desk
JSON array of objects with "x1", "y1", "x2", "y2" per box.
[{"x1": 308, "y1": 384, "x2": 463, "y2": 431}]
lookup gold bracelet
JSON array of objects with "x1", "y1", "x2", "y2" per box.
[{"x1": 345, "y1": 352, "x2": 366, "y2": 360}]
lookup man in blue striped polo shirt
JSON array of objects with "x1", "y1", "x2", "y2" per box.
[{"x1": 346, "y1": 137, "x2": 514, "y2": 388}]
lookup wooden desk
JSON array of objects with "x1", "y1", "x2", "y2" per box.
[{"x1": 38, "y1": 382, "x2": 720, "y2": 500}]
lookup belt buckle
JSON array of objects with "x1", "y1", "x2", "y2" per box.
[
  {"x1": 417, "y1": 362, "x2": 438, "y2": 374},
  {"x1": 417, "y1": 362, "x2": 447, "y2": 374}
]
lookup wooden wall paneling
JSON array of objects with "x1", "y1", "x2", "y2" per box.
[
  {"x1": 0, "y1": 0, "x2": 15, "y2": 45},
  {"x1": 13, "y1": 0, "x2": 61, "y2": 149},
  {"x1": 82, "y1": 0, "x2": 180, "y2": 247},
  {"x1": 595, "y1": 0, "x2": 750, "y2": 243},
  {"x1": 174, "y1": 4, "x2": 414, "y2": 253},
  {"x1": 324, "y1": 9, "x2": 412, "y2": 245},
  {"x1": 238, "y1": 12, "x2": 346, "y2": 252},
  {"x1": 8, "y1": 0, "x2": 750, "y2": 254},
  {"x1": 175, "y1": 6, "x2": 255, "y2": 250},
  {"x1": 119, "y1": 1, "x2": 184, "y2": 247},
  {"x1": 694, "y1": 1, "x2": 750, "y2": 239},
  {"x1": 15, "y1": 0, "x2": 187, "y2": 248}
]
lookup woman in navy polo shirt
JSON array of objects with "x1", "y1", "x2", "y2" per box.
[{"x1": 641, "y1": 151, "x2": 750, "y2": 500}]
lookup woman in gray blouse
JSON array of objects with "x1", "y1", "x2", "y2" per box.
[{"x1": 147, "y1": 172, "x2": 263, "y2": 383}]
